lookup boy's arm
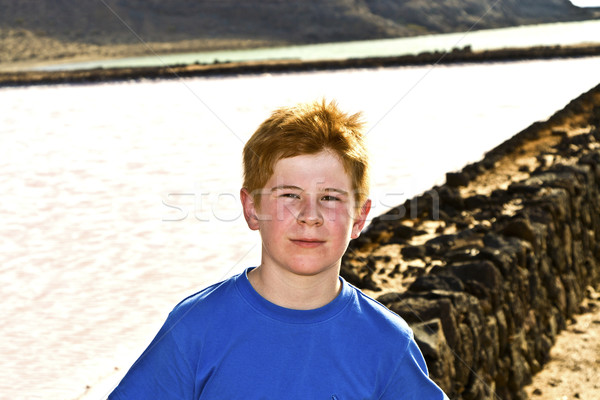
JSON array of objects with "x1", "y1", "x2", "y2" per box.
[
  {"x1": 108, "y1": 318, "x2": 195, "y2": 400},
  {"x1": 381, "y1": 337, "x2": 450, "y2": 399}
]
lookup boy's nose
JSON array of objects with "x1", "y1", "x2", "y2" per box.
[{"x1": 297, "y1": 200, "x2": 323, "y2": 226}]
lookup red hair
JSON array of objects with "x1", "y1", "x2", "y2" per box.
[{"x1": 243, "y1": 99, "x2": 370, "y2": 208}]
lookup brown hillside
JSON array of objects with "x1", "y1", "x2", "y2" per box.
[{"x1": 1, "y1": 0, "x2": 598, "y2": 68}]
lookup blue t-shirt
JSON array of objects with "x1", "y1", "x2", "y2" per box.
[{"x1": 109, "y1": 268, "x2": 449, "y2": 399}]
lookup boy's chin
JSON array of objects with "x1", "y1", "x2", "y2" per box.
[{"x1": 282, "y1": 262, "x2": 340, "y2": 277}]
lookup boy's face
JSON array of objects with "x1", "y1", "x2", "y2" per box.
[{"x1": 241, "y1": 150, "x2": 371, "y2": 279}]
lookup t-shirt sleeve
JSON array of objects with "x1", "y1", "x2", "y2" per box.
[
  {"x1": 381, "y1": 334, "x2": 450, "y2": 400},
  {"x1": 108, "y1": 317, "x2": 195, "y2": 400}
]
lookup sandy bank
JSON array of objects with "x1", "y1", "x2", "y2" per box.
[{"x1": 2, "y1": 43, "x2": 600, "y2": 87}]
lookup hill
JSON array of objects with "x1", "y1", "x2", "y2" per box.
[{"x1": 1, "y1": 0, "x2": 599, "y2": 68}]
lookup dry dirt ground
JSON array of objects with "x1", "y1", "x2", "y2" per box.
[{"x1": 523, "y1": 287, "x2": 600, "y2": 400}]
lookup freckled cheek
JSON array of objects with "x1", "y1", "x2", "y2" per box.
[
  {"x1": 322, "y1": 210, "x2": 341, "y2": 223},
  {"x1": 275, "y1": 201, "x2": 302, "y2": 218},
  {"x1": 323, "y1": 206, "x2": 353, "y2": 223},
  {"x1": 259, "y1": 200, "x2": 297, "y2": 221}
]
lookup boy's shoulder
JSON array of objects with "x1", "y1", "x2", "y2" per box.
[
  {"x1": 344, "y1": 281, "x2": 414, "y2": 340},
  {"x1": 168, "y1": 272, "x2": 241, "y2": 322}
]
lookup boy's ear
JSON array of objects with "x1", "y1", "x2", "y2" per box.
[
  {"x1": 351, "y1": 199, "x2": 371, "y2": 239},
  {"x1": 240, "y1": 188, "x2": 260, "y2": 231}
]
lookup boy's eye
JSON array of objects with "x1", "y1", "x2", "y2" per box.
[
  {"x1": 321, "y1": 195, "x2": 341, "y2": 201},
  {"x1": 280, "y1": 193, "x2": 300, "y2": 199}
]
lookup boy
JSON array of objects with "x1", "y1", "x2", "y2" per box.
[{"x1": 109, "y1": 100, "x2": 449, "y2": 399}]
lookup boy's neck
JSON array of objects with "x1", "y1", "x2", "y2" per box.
[{"x1": 247, "y1": 265, "x2": 342, "y2": 310}]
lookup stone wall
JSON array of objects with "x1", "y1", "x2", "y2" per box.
[{"x1": 341, "y1": 83, "x2": 600, "y2": 399}]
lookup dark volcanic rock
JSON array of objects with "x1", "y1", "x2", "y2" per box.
[{"x1": 341, "y1": 83, "x2": 600, "y2": 399}]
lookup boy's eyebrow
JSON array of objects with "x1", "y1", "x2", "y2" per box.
[
  {"x1": 270, "y1": 185, "x2": 303, "y2": 192},
  {"x1": 324, "y1": 188, "x2": 349, "y2": 196},
  {"x1": 269, "y1": 185, "x2": 349, "y2": 196}
]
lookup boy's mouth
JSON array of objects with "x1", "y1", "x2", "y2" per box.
[{"x1": 290, "y1": 238, "x2": 325, "y2": 248}]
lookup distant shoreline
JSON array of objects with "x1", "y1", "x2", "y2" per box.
[{"x1": 2, "y1": 43, "x2": 600, "y2": 87}]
